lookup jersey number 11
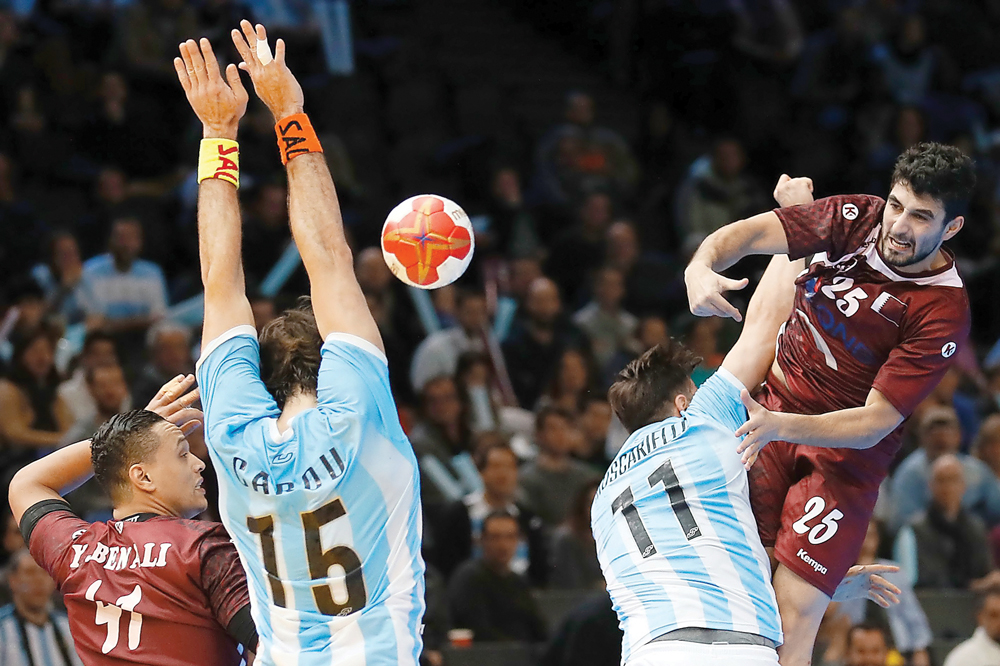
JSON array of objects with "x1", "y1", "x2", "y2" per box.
[{"x1": 611, "y1": 459, "x2": 702, "y2": 559}]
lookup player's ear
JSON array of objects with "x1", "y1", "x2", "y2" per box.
[
  {"x1": 128, "y1": 463, "x2": 156, "y2": 494},
  {"x1": 673, "y1": 392, "x2": 690, "y2": 415},
  {"x1": 942, "y1": 215, "x2": 964, "y2": 241}
]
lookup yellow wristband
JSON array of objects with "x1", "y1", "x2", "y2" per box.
[{"x1": 198, "y1": 138, "x2": 240, "y2": 188}]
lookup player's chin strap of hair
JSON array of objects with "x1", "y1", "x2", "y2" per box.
[
  {"x1": 274, "y1": 113, "x2": 323, "y2": 165},
  {"x1": 198, "y1": 138, "x2": 240, "y2": 189}
]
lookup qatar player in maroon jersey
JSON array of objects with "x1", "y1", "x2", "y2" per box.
[
  {"x1": 7, "y1": 375, "x2": 258, "y2": 665},
  {"x1": 684, "y1": 142, "x2": 976, "y2": 666}
]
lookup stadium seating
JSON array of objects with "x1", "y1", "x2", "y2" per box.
[{"x1": 441, "y1": 642, "x2": 537, "y2": 666}]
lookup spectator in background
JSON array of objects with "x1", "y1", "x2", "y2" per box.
[
  {"x1": 573, "y1": 267, "x2": 638, "y2": 371},
  {"x1": 842, "y1": 623, "x2": 891, "y2": 666},
  {"x1": 116, "y1": 0, "x2": 198, "y2": 80},
  {"x1": 549, "y1": 479, "x2": 603, "y2": 590},
  {"x1": 130, "y1": 320, "x2": 194, "y2": 407},
  {"x1": 479, "y1": 166, "x2": 541, "y2": 259},
  {"x1": 80, "y1": 217, "x2": 167, "y2": 365},
  {"x1": 503, "y1": 277, "x2": 587, "y2": 409},
  {"x1": 604, "y1": 220, "x2": 678, "y2": 318},
  {"x1": 411, "y1": 290, "x2": 494, "y2": 394},
  {"x1": 922, "y1": 367, "x2": 980, "y2": 451},
  {"x1": 675, "y1": 137, "x2": 766, "y2": 253},
  {"x1": 535, "y1": 92, "x2": 640, "y2": 207},
  {"x1": 541, "y1": 590, "x2": 621, "y2": 666},
  {"x1": 537, "y1": 348, "x2": 596, "y2": 417},
  {"x1": 448, "y1": 511, "x2": 548, "y2": 643},
  {"x1": 410, "y1": 376, "x2": 478, "y2": 506},
  {"x1": 57, "y1": 331, "x2": 125, "y2": 426},
  {"x1": 890, "y1": 406, "x2": 1000, "y2": 532},
  {"x1": 422, "y1": 565, "x2": 450, "y2": 666},
  {"x1": 546, "y1": 192, "x2": 614, "y2": 303},
  {"x1": 2, "y1": 278, "x2": 48, "y2": 353},
  {"x1": 249, "y1": 292, "x2": 277, "y2": 335},
  {"x1": 975, "y1": 415, "x2": 1000, "y2": 482},
  {"x1": 432, "y1": 439, "x2": 548, "y2": 585},
  {"x1": 576, "y1": 396, "x2": 613, "y2": 471},
  {"x1": 1, "y1": 507, "x2": 25, "y2": 568},
  {"x1": 686, "y1": 317, "x2": 727, "y2": 386},
  {"x1": 871, "y1": 14, "x2": 946, "y2": 106},
  {"x1": 894, "y1": 454, "x2": 999, "y2": 591},
  {"x1": 31, "y1": 230, "x2": 86, "y2": 327},
  {"x1": 242, "y1": 181, "x2": 293, "y2": 288},
  {"x1": 825, "y1": 520, "x2": 931, "y2": 666},
  {"x1": 0, "y1": 549, "x2": 80, "y2": 666},
  {"x1": 520, "y1": 407, "x2": 600, "y2": 528},
  {"x1": 943, "y1": 588, "x2": 1000, "y2": 666},
  {"x1": 0, "y1": 328, "x2": 71, "y2": 472}
]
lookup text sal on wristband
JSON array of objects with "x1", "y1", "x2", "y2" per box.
[
  {"x1": 198, "y1": 138, "x2": 240, "y2": 189},
  {"x1": 275, "y1": 113, "x2": 323, "y2": 165}
]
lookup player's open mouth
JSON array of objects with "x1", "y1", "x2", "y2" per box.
[{"x1": 887, "y1": 236, "x2": 911, "y2": 251}]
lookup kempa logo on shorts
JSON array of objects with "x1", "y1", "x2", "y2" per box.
[
  {"x1": 797, "y1": 548, "x2": 828, "y2": 575},
  {"x1": 942, "y1": 341, "x2": 957, "y2": 358},
  {"x1": 842, "y1": 203, "x2": 859, "y2": 220}
]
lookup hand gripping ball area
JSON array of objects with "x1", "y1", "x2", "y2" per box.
[{"x1": 381, "y1": 194, "x2": 475, "y2": 289}]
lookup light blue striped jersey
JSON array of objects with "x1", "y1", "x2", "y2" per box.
[
  {"x1": 79, "y1": 254, "x2": 168, "y2": 320},
  {"x1": 591, "y1": 368, "x2": 781, "y2": 662},
  {"x1": 196, "y1": 326, "x2": 425, "y2": 666}
]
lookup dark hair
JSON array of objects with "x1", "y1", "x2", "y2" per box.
[
  {"x1": 82, "y1": 330, "x2": 116, "y2": 354},
  {"x1": 846, "y1": 623, "x2": 889, "y2": 651},
  {"x1": 535, "y1": 405, "x2": 573, "y2": 433},
  {"x1": 85, "y1": 361, "x2": 123, "y2": 386},
  {"x1": 9, "y1": 325, "x2": 61, "y2": 388},
  {"x1": 608, "y1": 339, "x2": 703, "y2": 433},
  {"x1": 473, "y1": 436, "x2": 516, "y2": 471},
  {"x1": 258, "y1": 297, "x2": 322, "y2": 410},
  {"x1": 482, "y1": 510, "x2": 519, "y2": 537},
  {"x1": 891, "y1": 142, "x2": 976, "y2": 219},
  {"x1": 91, "y1": 410, "x2": 167, "y2": 503},
  {"x1": 543, "y1": 347, "x2": 597, "y2": 412}
]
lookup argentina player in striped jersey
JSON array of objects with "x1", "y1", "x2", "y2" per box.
[
  {"x1": 592, "y1": 255, "x2": 901, "y2": 666},
  {"x1": 176, "y1": 26, "x2": 423, "y2": 665}
]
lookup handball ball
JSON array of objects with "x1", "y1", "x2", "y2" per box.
[{"x1": 381, "y1": 194, "x2": 475, "y2": 289}]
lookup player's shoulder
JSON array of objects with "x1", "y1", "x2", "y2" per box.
[{"x1": 322, "y1": 332, "x2": 389, "y2": 367}]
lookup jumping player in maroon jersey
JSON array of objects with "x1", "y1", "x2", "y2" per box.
[
  {"x1": 7, "y1": 375, "x2": 258, "y2": 665},
  {"x1": 684, "y1": 142, "x2": 976, "y2": 665}
]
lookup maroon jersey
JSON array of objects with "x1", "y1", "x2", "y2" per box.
[
  {"x1": 23, "y1": 500, "x2": 251, "y2": 666},
  {"x1": 770, "y1": 194, "x2": 971, "y2": 476}
]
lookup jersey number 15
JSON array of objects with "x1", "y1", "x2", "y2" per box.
[
  {"x1": 611, "y1": 459, "x2": 701, "y2": 559},
  {"x1": 248, "y1": 497, "x2": 368, "y2": 616}
]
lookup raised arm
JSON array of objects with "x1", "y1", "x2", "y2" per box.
[
  {"x1": 232, "y1": 22, "x2": 383, "y2": 352},
  {"x1": 9, "y1": 375, "x2": 202, "y2": 525},
  {"x1": 174, "y1": 38, "x2": 254, "y2": 347},
  {"x1": 684, "y1": 175, "x2": 813, "y2": 321}
]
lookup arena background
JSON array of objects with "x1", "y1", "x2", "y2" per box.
[{"x1": 4, "y1": 1, "x2": 1000, "y2": 665}]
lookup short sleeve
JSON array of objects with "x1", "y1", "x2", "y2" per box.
[
  {"x1": 317, "y1": 333, "x2": 391, "y2": 418},
  {"x1": 685, "y1": 368, "x2": 748, "y2": 433},
  {"x1": 774, "y1": 194, "x2": 884, "y2": 261},
  {"x1": 197, "y1": 526, "x2": 252, "y2": 629},
  {"x1": 871, "y1": 299, "x2": 971, "y2": 418},
  {"x1": 24, "y1": 504, "x2": 90, "y2": 584},
  {"x1": 196, "y1": 326, "x2": 279, "y2": 452}
]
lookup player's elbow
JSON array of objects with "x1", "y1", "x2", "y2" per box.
[{"x1": 8, "y1": 466, "x2": 36, "y2": 521}]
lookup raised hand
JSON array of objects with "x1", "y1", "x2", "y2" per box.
[
  {"x1": 735, "y1": 389, "x2": 782, "y2": 470},
  {"x1": 832, "y1": 564, "x2": 902, "y2": 607},
  {"x1": 174, "y1": 38, "x2": 249, "y2": 139},
  {"x1": 773, "y1": 174, "x2": 814, "y2": 208},
  {"x1": 145, "y1": 374, "x2": 203, "y2": 439},
  {"x1": 684, "y1": 263, "x2": 749, "y2": 322},
  {"x1": 231, "y1": 20, "x2": 304, "y2": 121}
]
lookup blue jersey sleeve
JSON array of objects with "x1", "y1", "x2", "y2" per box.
[
  {"x1": 196, "y1": 325, "x2": 279, "y2": 456},
  {"x1": 685, "y1": 368, "x2": 748, "y2": 433},
  {"x1": 317, "y1": 334, "x2": 393, "y2": 422}
]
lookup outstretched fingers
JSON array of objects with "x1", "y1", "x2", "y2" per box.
[
  {"x1": 174, "y1": 57, "x2": 191, "y2": 92},
  {"x1": 199, "y1": 37, "x2": 223, "y2": 82},
  {"x1": 232, "y1": 25, "x2": 257, "y2": 72}
]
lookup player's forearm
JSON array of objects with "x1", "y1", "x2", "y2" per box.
[
  {"x1": 774, "y1": 399, "x2": 902, "y2": 450},
  {"x1": 687, "y1": 211, "x2": 789, "y2": 273},
  {"x1": 285, "y1": 152, "x2": 352, "y2": 268},
  {"x1": 198, "y1": 177, "x2": 246, "y2": 297},
  {"x1": 8, "y1": 439, "x2": 93, "y2": 522}
]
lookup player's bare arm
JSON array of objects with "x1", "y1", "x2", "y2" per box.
[
  {"x1": 174, "y1": 37, "x2": 254, "y2": 346},
  {"x1": 232, "y1": 21, "x2": 384, "y2": 352},
  {"x1": 8, "y1": 375, "x2": 203, "y2": 524},
  {"x1": 735, "y1": 387, "x2": 903, "y2": 467},
  {"x1": 684, "y1": 175, "x2": 813, "y2": 321}
]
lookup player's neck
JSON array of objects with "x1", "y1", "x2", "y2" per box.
[
  {"x1": 113, "y1": 496, "x2": 173, "y2": 520},
  {"x1": 279, "y1": 392, "x2": 318, "y2": 431}
]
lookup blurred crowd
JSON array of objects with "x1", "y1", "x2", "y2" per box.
[{"x1": 6, "y1": 0, "x2": 1000, "y2": 665}]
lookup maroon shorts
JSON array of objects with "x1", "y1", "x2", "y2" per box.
[{"x1": 748, "y1": 381, "x2": 896, "y2": 597}]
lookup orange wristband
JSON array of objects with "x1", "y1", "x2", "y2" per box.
[{"x1": 275, "y1": 113, "x2": 323, "y2": 165}]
